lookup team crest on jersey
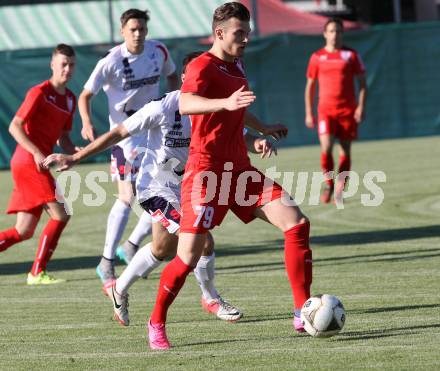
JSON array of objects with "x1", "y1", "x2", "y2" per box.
[
  {"x1": 174, "y1": 110, "x2": 181, "y2": 123},
  {"x1": 340, "y1": 50, "x2": 352, "y2": 61},
  {"x1": 319, "y1": 54, "x2": 327, "y2": 61},
  {"x1": 67, "y1": 96, "x2": 73, "y2": 112}
]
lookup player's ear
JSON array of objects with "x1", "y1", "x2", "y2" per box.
[{"x1": 215, "y1": 27, "x2": 223, "y2": 40}]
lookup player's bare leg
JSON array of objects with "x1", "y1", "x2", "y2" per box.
[
  {"x1": 253, "y1": 196, "x2": 312, "y2": 333},
  {"x1": 0, "y1": 211, "x2": 39, "y2": 253},
  {"x1": 335, "y1": 139, "x2": 352, "y2": 203},
  {"x1": 27, "y1": 201, "x2": 69, "y2": 285},
  {"x1": 319, "y1": 133, "x2": 335, "y2": 203}
]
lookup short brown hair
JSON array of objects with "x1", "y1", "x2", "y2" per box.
[
  {"x1": 52, "y1": 43, "x2": 75, "y2": 57},
  {"x1": 182, "y1": 51, "x2": 203, "y2": 73},
  {"x1": 212, "y1": 2, "x2": 250, "y2": 32},
  {"x1": 120, "y1": 8, "x2": 150, "y2": 27},
  {"x1": 324, "y1": 17, "x2": 344, "y2": 32}
]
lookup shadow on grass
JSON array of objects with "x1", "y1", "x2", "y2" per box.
[
  {"x1": 350, "y1": 303, "x2": 440, "y2": 314},
  {"x1": 337, "y1": 323, "x2": 440, "y2": 341},
  {"x1": 1, "y1": 225, "x2": 439, "y2": 275}
]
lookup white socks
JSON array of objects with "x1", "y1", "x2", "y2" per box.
[
  {"x1": 127, "y1": 211, "x2": 153, "y2": 246},
  {"x1": 194, "y1": 253, "x2": 219, "y2": 302},
  {"x1": 115, "y1": 242, "x2": 162, "y2": 295},
  {"x1": 103, "y1": 199, "x2": 131, "y2": 260}
]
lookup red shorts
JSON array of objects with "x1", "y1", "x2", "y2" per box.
[
  {"x1": 317, "y1": 106, "x2": 357, "y2": 141},
  {"x1": 7, "y1": 161, "x2": 57, "y2": 214},
  {"x1": 180, "y1": 163, "x2": 284, "y2": 234}
]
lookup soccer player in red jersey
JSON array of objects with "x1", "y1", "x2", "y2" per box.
[
  {"x1": 305, "y1": 17, "x2": 367, "y2": 203},
  {"x1": 145, "y1": 2, "x2": 313, "y2": 350},
  {"x1": 0, "y1": 44, "x2": 78, "y2": 285}
]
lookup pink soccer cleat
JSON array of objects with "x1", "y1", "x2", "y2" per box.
[
  {"x1": 294, "y1": 315, "x2": 306, "y2": 333},
  {"x1": 148, "y1": 319, "x2": 170, "y2": 350}
]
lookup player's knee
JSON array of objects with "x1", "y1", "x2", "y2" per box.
[
  {"x1": 152, "y1": 238, "x2": 175, "y2": 260},
  {"x1": 16, "y1": 226, "x2": 35, "y2": 240},
  {"x1": 117, "y1": 194, "x2": 133, "y2": 205}
]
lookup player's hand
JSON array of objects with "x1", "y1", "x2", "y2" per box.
[
  {"x1": 305, "y1": 114, "x2": 316, "y2": 129},
  {"x1": 74, "y1": 146, "x2": 83, "y2": 153},
  {"x1": 43, "y1": 153, "x2": 77, "y2": 172},
  {"x1": 81, "y1": 124, "x2": 96, "y2": 141},
  {"x1": 254, "y1": 138, "x2": 277, "y2": 158},
  {"x1": 354, "y1": 106, "x2": 364, "y2": 123},
  {"x1": 262, "y1": 123, "x2": 288, "y2": 141},
  {"x1": 33, "y1": 151, "x2": 46, "y2": 172},
  {"x1": 224, "y1": 85, "x2": 256, "y2": 111}
]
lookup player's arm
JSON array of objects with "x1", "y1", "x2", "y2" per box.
[
  {"x1": 244, "y1": 133, "x2": 277, "y2": 159},
  {"x1": 44, "y1": 125, "x2": 130, "y2": 171},
  {"x1": 57, "y1": 131, "x2": 80, "y2": 155},
  {"x1": 244, "y1": 111, "x2": 288, "y2": 140},
  {"x1": 78, "y1": 88, "x2": 96, "y2": 141},
  {"x1": 354, "y1": 74, "x2": 367, "y2": 123},
  {"x1": 305, "y1": 77, "x2": 317, "y2": 128},
  {"x1": 166, "y1": 72, "x2": 179, "y2": 92},
  {"x1": 179, "y1": 85, "x2": 256, "y2": 114},
  {"x1": 9, "y1": 116, "x2": 45, "y2": 171}
]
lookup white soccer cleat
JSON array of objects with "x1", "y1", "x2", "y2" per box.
[
  {"x1": 110, "y1": 284, "x2": 129, "y2": 326},
  {"x1": 201, "y1": 296, "x2": 243, "y2": 322}
]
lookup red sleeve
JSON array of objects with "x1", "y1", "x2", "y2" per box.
[
  {"x1": 15, "y1": 87, "x2": 44, "y2": 121},
  {"x1": 64, "y1": 94, "x2": 76, "y2": 132},
  {"x1": 181, "y1": 59, "x2": 211, "y2": 96},
  {"x1": 306, "y1": 53, "x2": 319, "y2": 79},
  {"x1": 352, "y1": 51, "x2": 366, "y2": 75}
]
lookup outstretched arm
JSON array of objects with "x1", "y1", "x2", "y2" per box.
[
  {"x1": 179, "y1": 85, "x2": 256, "y2": 115},
  {"x1": 44, "y1": 125, "x2": 130, "y2": 171}
]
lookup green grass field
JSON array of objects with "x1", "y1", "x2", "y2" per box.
[{"x1": 0, "y1": 136, "x2": 439, "y2": 370}]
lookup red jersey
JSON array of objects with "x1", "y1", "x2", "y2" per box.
[
  {"x1": 12, "y1": 80, "x2": 76, "y2": 164},
  {"x1": 180, "y1": 52, "x2": 250, "y2": 170},
  {"x1": 307, "y1": 47, "x2": 365, "y2": 110}
]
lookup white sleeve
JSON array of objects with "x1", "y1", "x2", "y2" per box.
[
  {"x1": 123, "y1": 101, "x2": 165, "y2": 136},
  {"x1": 83, "y1": 57, "x2": 109, "y2": 95},
  {"x1": 159, "y1": 44, "x2": 176, "y2": 77}
]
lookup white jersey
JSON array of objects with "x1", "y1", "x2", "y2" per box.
[
  {"x1": 123, "y1": 90, "x2": 190, "y2": 207},
  {"x1": 84, "y1": 40, "x2": 176, "y2": 156}
]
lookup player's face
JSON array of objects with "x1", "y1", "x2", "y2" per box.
[
  {"x1": 50, "y1": 53, "x2": 76, "y2": 85},
  {"x1": 324, "y1": 22, "x2": 343, "y2": 48},
  {"x1": 217, "y1": 17, "x2": 251, "y2": 58},
  {"x1": 121, "y1": 18, "x2": 148, "y2": 53}
]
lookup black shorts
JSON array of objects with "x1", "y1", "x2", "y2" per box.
[{"x1": 140, "y1": 196, "x2": 181, "y2": 234}]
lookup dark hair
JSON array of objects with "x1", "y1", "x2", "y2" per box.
[
  {"x1": 182, "y1": 51, "x2": 203, "y2": 73},
  {"x1": 52, "y1": 43, "x2": 75, "y2": 57},
  {"x1": 212, "y1": 2, "x2": 250, "y2": 32},
  {"x1": 120, "y1": 8, "x2": 150, "y2": 27},
  {"x1": 324, "y1": 17, "x2": 344, "y2": 32}
]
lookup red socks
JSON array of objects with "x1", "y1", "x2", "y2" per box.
[
  {"x1": 151, "y1": 256, "x2": 194, "y2": 324},
  {"x1": 0, "y1": 228, "x2": 22, "y2": 252},
  {"x1": 321, "y1": 152, "x2": 334, "y2": 188},
  {"x1": 31, "y1": 219, "x2": 67, "y2": 275},
  {"x1": 284, "y1": 222, "x2": 313, "y2": 310},
  {"x1": 338, "y1": 155, "x2": 351, "y2": 174}
]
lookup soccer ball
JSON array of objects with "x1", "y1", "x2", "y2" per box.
[{"x1": 300, "y1": 294, "x2": 345, "y2": 338}]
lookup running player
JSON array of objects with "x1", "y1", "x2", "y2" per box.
[
  {"x1": 78, "y1": 8, "x2": 179, "y2": 284},
  {"x1": 143, "y1": 2, "x2": 312, "y2": 350},
  {"x1": 44, "y1": 52, "x2": 276, "y2": 325},
  {"x1": 0, "y1": 44, "x2": 77, "y2": 285},
  {"x1": 305, "y1": 17, "x2": 367, "y2": 203}
]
